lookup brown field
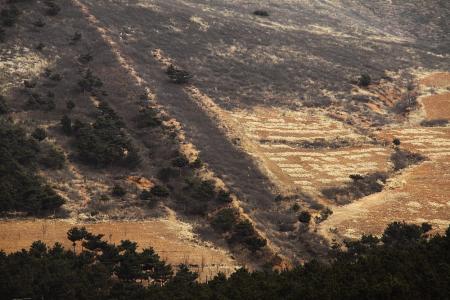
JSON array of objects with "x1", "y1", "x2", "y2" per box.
[{"x1": 0, "y1": 219, "x2": 238, "y2": 281}]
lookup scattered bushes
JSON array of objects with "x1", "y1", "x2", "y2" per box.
[
  {"x1": 216, "y1": 189, "x2": 232, "y2": 203},
  {"x1": 166, "y1": 65, "x2": 192, "y2": 84},
  {"x1": 71, "y1": 103, "x2": 140, "y2": 168},
  {"x1": 391, "y1": 149, "x2": 425, "y2": 171},
  {"x1": 261, "y1": 137, "x2": 357, "y2": 149},
  {"x1": 0, "y1": 119, "x2": 65, "y2": 213},
  {"x1": 322, "y1": 172, "x2": 388, "y2": 205},
  {"x1": 172, "y1": 155, "x2": 189, "y2": 168},
  {"x1": 420, "y1": 119, "x2": 448, "y2": 127}
]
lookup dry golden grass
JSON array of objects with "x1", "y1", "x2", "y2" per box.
[{"x1": 0, "y1": 219, "x2": 238, "y2": 281}]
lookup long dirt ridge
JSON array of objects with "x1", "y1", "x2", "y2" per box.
[
  {"x1": 69, "y1": 0, "x2": 292, "y2": 265},
  {"x1": 72, "y1": 0, "x2": 329, "y2": 263}
]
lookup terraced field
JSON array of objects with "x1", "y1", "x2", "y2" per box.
[
  {"x1": 320, "y1": 72, "x2": 450, "y2": 239},
  {"x1": 230, "y1": 107, "x2": 392, "y2": 196}
]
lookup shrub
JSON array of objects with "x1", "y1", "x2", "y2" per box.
[
  {"x1": 44, "y1": 1, "x2": 61, "y2": 16},
  {"x1": 1, "y1": 6, "x2": 19, "y2": 27},
  {"x1": 151, "y1": 185, "x2": 169, "y2": 198},
  {"x1": 392, "y1": 94, "x2": 418, "y2": 114},
  {"x1": 166, "y1": 65, "x2": 192, "y2": 84},
  {"x1": 71, "y1": 32, "x2": 82, "y2": 43},
  {"x1": 292, "y1": 203, "x2": 300, "y2": 211},
  {"x1": 49, "y1": 73, "x2": 62, "y2": 81},
  {"x1": 420, "y1": 119, "x2": 448, "y2": 127},
  {"x1": 298, "y1": 211, "x2": 311, "y2": 224},
  {"x1": 0, "y1": 27, "x2": 5, "y2": 43},
  {"x1": 172, "y1": 156, "x2": 189, "y2": 168},
  {"x1": 99, "y1": 194, "x2": 109, "y2": 202},
  {"x1": 39, "y1": 144, "x2": 65, "y2": 169},
  {"x1": 393, "y1": 138, "x2": 401, "y2": 146},
  {"x1": 33, "y1": 18, "x2": 45, "y2": 27},
  {"x1": 391, "y1": 149, "x2": 425, "y2": 171},
  {"x1": 135, "y1": 108, "x2": 161, "y2": 128},
  {"x1": 216, "y1": 189, "x2": 232, "y2": 203},
  {"x1": 358, "y1": 74, "x2": 371, "y2": 87},
  {"x1": 157, "y1": 167, "x2": 179, "y2": 182},
  {"x1": 253, "y1": 10, "x2": 269, "y2": 17},
  {"x1": 211, "y1": 208, "x2": 237, "y2": 233},
  {"x1": 66, "y1": 100, "x2": 75, "y2": 111},
  {"x1": 315, "y1": 207, "x2": 333, "y2": 223},
  {"x1": 36, "y1": 43, "x2": 45, "y2": 51},
  {"x1": 78, "y1": 69, "x2": 103, "y2": 92},
  {"x1": 0, "y1": 96, "x2": 9, "y2": 114},
  {"x1": 23, "y1": 80, "x2": 36, "y2": 88},
  {"x1": 60, "y1": 115, "x2": 72, "y2": 135},
  {"x1": 189, "y1": 157, "x2": 202, "y2": 169},
  {"x1": 140, "y1": 190, "x2": 152, "y2": 200},
  {"x1": 112, "y1": 184, "x2": 126, "y2": 197},
  {"x1": 31, "y1": 127, "x2": 47, "y2": 141},
  {"x1": 303, "y1": 96, "x2": 332, "y2": 108},
  {"x1": 78, "y1": 53, "x2": 93, "y2": 64}
]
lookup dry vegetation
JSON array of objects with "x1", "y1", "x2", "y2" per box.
[{"x1": 0, "y1": 0, "x2": 449, "y2": 273}]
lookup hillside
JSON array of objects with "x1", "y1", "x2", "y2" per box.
[{"x1": 0, "y1": 0, "x2": 449, "y2": 280}]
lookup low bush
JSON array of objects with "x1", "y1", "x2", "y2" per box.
[
  {"x1": 135, "y1": 108, "x2": 161, "y2": 128},
  {"x1": 0, "y1": 96, "x2": 9, "y2": 114},
  {"x1": 298, "y1": 211, "x2": 311, "y2": 224},
  {"x1": 358, "y1": 74, "x2": 371, "y2": 87},
  {"x1": 392, "y1": 94, "x2": 418, "y2": 114},
  {"x1": 303, "y1": 96, "x2": 332, "y2": 108},
  {"x1": 112, "y1": 184, "x2": 126, "y2": 197},
  {"x1": 253, "y1": 10, "x2": 269, "y2": 17},
  {"x1": 1, "y1": 6, "x2": 19, "y2": 27},
  {"x1": 229, "y1": 220, "x2": 266, "y2": 253},
  {"x1": 166, "y1": 65, "x2": 192, "y2": 84},
  {"x1": 44, "y1": 1, "x2": 61, "y2": 16},
  {"x1": 151, "y1": 185, "x2": 169, "y2": 198},
  {"x1": 78, "y1": 69, "x2": 103, "y2": 92},
  {"x1": 216, "y1": 189, "x2": 232, "y2": 203},
  {"x1": 139, "y1": 190, "x2": 152, "y2": 200},
  {"x1": 66, "y1": 100, "x2": 75, "y2": 111},
  {"x1": 157, "y1": 167, "x2": 179, "y2": 182},
  {"x1": 322, "y1": 172, "x2": 388, "y2": 205},
  {"x1": 391, "y1": 149, "x2": 425, "y2": 171},
  {"x1": 172, "y1": 155, "x2": 189, "y2": 168},
  {"x1": 60, "y1": 115, "x2": 72, "y2": 135},
  {"x1": 315, "y1": 207, "x2": 333, "y2": 223},
  {"x1": 31, "y1": 127, "x2": 47, "y2": 141},
  {"x1": 420, "y1": 119, "x2": 448, "y2": 127},
  {"x1": 33, "y1": 18, "x2": 45, "y2": 27}
]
